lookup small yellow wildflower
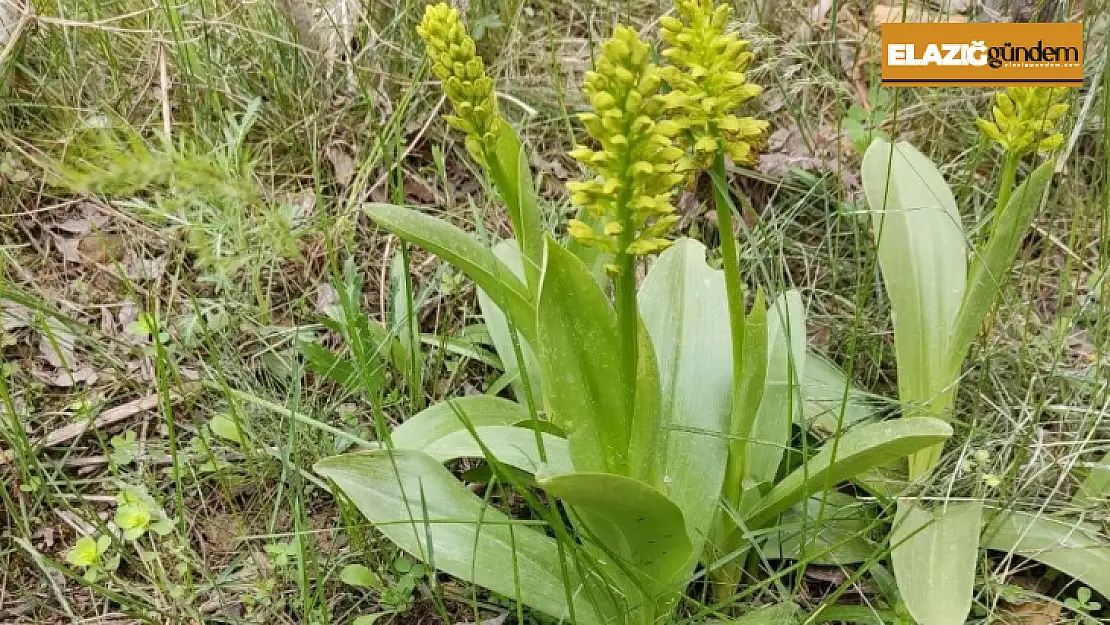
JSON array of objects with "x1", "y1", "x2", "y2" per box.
[
  {"x1": 417, "y1": 3, "x2": 500, "y2": 164},
  {"x1": 566, "y1": 26, "x2": 686, "y2": 257},
  {"x1": 976, "y1": 87, "x2": 1069, "y2": 156},
  {"x1": 659, "y1": 0, "x2": 769, "y2": 168}
]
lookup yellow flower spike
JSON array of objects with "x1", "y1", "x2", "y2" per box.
[
  {"x1": 977, "y1": 87, "x2": 1070, "y2": 156},
  {"x1": 417, "y1": 3, "x2": 500, "y2": 165},
  {"x1": 660, "y1": 0, "x2": 769, "y2": 169},
  {"x1": 566, "y1": 26, "x2": 686, "y2": 258}
]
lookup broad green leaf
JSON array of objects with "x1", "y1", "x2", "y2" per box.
[
  {"x1": 983, "y1": 509, "x2": 1110, "y2": 598},
  {"x1": 340, "y1": 563, "x2": 383, "y2": 589},
  {"x1": 315, "y1": 450, "x2": 606, "y2": 625},
  {"x1": 761, "y1": 493, "x2": 877, "y2": 565},
  {"x1": 539, "y1": 471, "x2": 691, "y2": 600},
  {"x1": 745, "y1": 418, "x2": 953, "y2": 528},
  {"x1": 422, "y1": 425, "x2": 574, "y2": 476},
  {"x1": 802, "y1": 353, "x2": 877, "y2": 437},
  {"x1": 536, "y1": 238, "x2": 661, "y2": 480},
  {"x1": 478, "y1": 240, "x2": 543, "y2": 403},
  {"x1": 747, "y1": 290, "x2": 806, "y2": 487},
  {"x1": 208, "y1": 413, "x2": 245, "y2": 445},
  {"x1": 891, "y1": 500, "x2": 982, "y2": 625},
  {"x1": 862, "y1": 139, "x2": 967, "y2": 477},
  {"x1": 390, "y1": 396, "x2": 530, "y2": 451},
  {"x1": 1073, "y1": 452, "x2": 1110, "y2": 508},
  {"x1": 949, "y1": 160, "x2": 1054, "y2": 372},
  {"x1": 638, "y1": 238, "x2": 732, "y2": 561},
  {"x1": 366, "y1": 204, "x2": 535, "y2": 343},
  {"x1": 489, "y1": 120, "x2": 544, "y2": 292}
]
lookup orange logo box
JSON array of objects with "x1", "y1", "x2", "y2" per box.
[{"x1": 881, "y1": 22, "x2": 1083, "y2": 87}]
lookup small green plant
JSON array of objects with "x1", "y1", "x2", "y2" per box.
[
  {"x1": 114, "y1": 484, "x2": 174, "y2": 541},
  {"x1": 843, "y1": 85, "x2": 892, "y2": 153},
  {"x1": 1065, "y1": 587, "x2": 1102, "y2": 624},
  {"x1": 856, "y1": 87, "x2": 1110, "y2": 624},
  {"x1": 65, "y1": 534, "x2": 119, "y2": 582},
  {"x1": 314, "y1": 4, "x2": 950, "y2": 624},
  {"x1": 109, "y1": 430, "x2": 139, "y2": 466}
]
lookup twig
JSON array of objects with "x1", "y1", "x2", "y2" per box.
[{"x1": 34, "y1": 383, "x2": 199, "y2": 451}]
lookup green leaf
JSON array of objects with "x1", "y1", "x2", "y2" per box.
[
  {"x1": 536, "y1": 238, "x2": 661, "y2": 479},
  {"x1": 983, "y1": 509, "x2": 1110, "y2": 598},
  {"x1": 477, "y1": 240, "x2": 543, "y2": 403},
  {"x1": 727, "y1": 602, "x2": 802, "y2": 625},
  {"x1": 340, "y1": 563, "x2": 383, "y2": 589},
  {"x1": 390, "y1": 396, "x2": 530, "y2": 451},
  {"x1": 1073, "y1": 452, "x2": 1110, "y2": 508},
  {"x1": 747, "y1": 290, "x2": 806, "y2": 487},
  {"x1": 539, "y1": 471, "x2": 691, "y2": 601},
  {"x1": 301, "y1": 341, "x2": 370, "y2": 393},
  {"x1": 638, "y1": 238, "x2": 732, "y2": 562},
  {"x1": 315, "y1": 450, "x2": 606, "y2": 625},
  {"x1": 745, "y1": 418, "x2": 953, "y2": 528},
  {"x1": 891, "y1": 500, "x2": 982, "y2": 625},
  {"x1": 389, "y1": 250, "x2": 424, "y2": 388},
  {"x1": 950, "y1": 160, "x2": 1054, "y2": 372},
  {"x1": 366, "y1": 204, "x2": 535, "y2": 343},
  {"x1": 421, "y1": 425, "x2": 574, "y2": 476},
  {"x1": 723, "y1": 290, "x2": 768, "y2": 507},
  {"x1": 801, "y1": 353, "x2": 877, "y2": 437},
  {"x1": 324, "y1": 260, "x2": 414, "y2": 386},
  {"x1": 489, "y1": 120, "x2": 544, "y2": 292},
  {"x1": 761, "y1": 492, "x2": 877, "y2": 565},
  {"x1": 862, "y1": 138, "x2": 967, "y2": 476},
  {"x1": 418, "y1": 332, "x2": 503, "y2": 369},
  {"x1": 208, "y1": 413, "x2": 245, "y2": 445}
]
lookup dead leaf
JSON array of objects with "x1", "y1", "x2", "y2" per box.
[
  {"x1": 326, "y1": 143, "x2": 357, "y2": 186},
  {"x1": 315, "y1": 283, "x2": 339, "y2": 314},
  {"x1": 1, "y1": 299, "x2": 32, "y2": 331},
  {"x1": 33, "y1": 365, "x2": 98, "y2": 387},
  {"x1": 100, "y1": 307, "x2": 116, "y2": 335},
  {"x1": 54, "y1": 210, "x2": 109, "y2": 235},
  {"x1": 38, "y1": 317, "x2": 77, "y2": 369},
  {"x1": 805, "y1": 566, "x2": 850, "y2": 584},
  {"x1": 532, "y1": 153, "x2": 570, "y2": 180},
  {"x1": 124, "y1": 251, "x2": 168, "y2": 281},
  {"x1": 118, "y1": 299, "x2": 139, "y2": 332},
  {"x1": 79, "y1": 232, "x2": 125, "y2": 264},
  {"x1": 873, "y1": 3, "x2": 968, "y2": 24},
  {"x1": 999, "y1": 601, "x2": 1062, "y2": 625},
  {"x1": 404, "y1": 171, "x2": 441, "y2": 204},
  {"x1": 287, "y1": 188, "x2": 316, "y2": 220},
  {"x1": 758, "y1": 125, "x2": 858, "y2": 189},
  {"x1": 52, "y1": 235, "x2": 82, "y2": 263},
  {"x1": 454, "y1": 612, "x2": 508, "y2": 625}
]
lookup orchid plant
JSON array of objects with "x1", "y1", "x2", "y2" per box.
[{"x1": 314, "y1": 3, "x2": 953, "y2": 623}]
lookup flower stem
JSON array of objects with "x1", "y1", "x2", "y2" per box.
[
  {"x1": 710, "y1": 154, "x2": 748, "y2": 460},
  {"x1": 993, "y1": 152, "x2": 1020, "y2": 225},
  {"x1": 615, "y1": 216, "x2": 639, "y2": 477}
]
